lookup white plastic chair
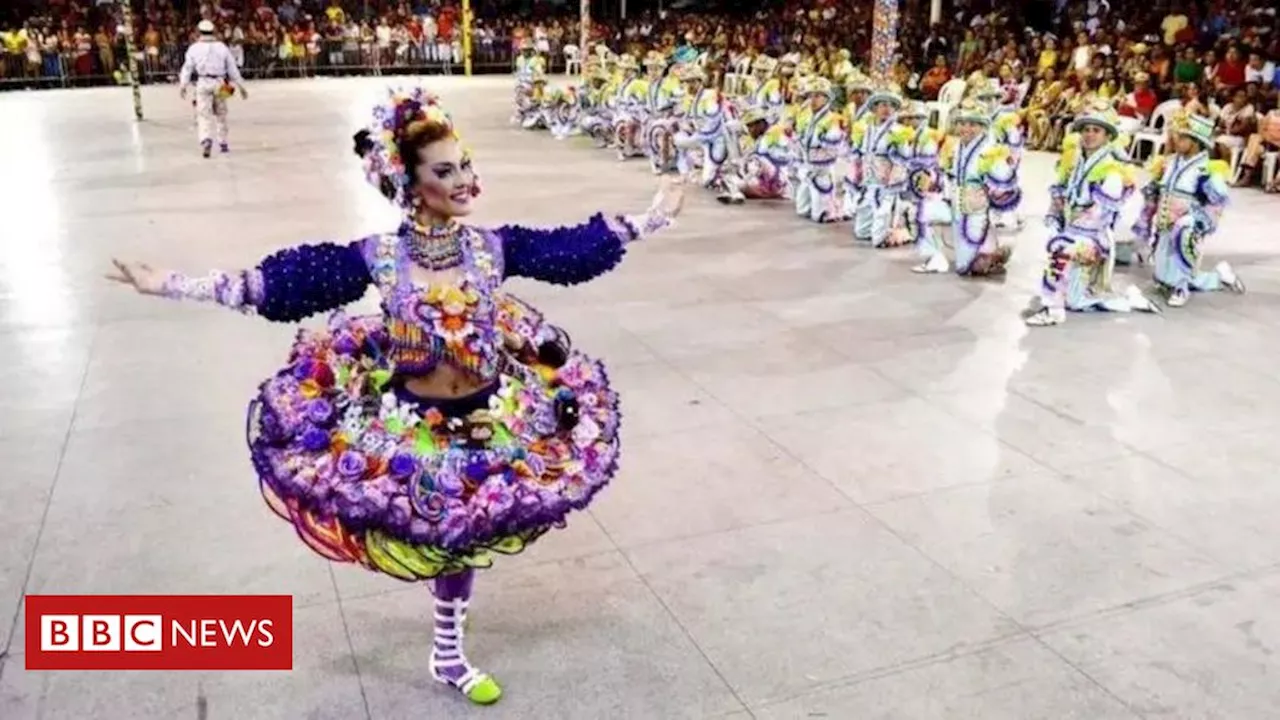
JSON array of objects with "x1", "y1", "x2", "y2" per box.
[
  {"x1": 928, "y1": 78, "x2": 967, "y2": 130},
  {"x1": 563, "y1": 44, "x2": 580, "y2": 75},
  {"x1": 722, "y1": 53, "x2": 752, "y2": 96},
  {"x1": 1129, "y1": 99, "x2": 1179, "y2": 161},
  {"x1": 1216, "y1": 134, "x2": 1244, "y2": 178}
]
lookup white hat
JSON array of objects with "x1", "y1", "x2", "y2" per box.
[{"x1": 197, "y1": 20, "x2": 215, "y2": 34}]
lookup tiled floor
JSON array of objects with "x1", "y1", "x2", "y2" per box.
[{"x1": 2, "y1": 76, "x2": 1279, "y2": 719}]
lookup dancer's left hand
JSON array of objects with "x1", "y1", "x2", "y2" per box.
[{"x1": 654, "y1": 177, "x2": 685, "y2": 218}]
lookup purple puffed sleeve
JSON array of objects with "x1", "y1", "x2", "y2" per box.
[
  {"x1": 492, "y1": 206, "x2": 674, "y2": 286},
  {"x1": 160, "y1": 238, "x2": 373, "y2": 322}
]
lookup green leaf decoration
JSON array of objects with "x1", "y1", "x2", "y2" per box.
[{"x1": 370, "y1": 369, "x2": 392, "y2": 391}]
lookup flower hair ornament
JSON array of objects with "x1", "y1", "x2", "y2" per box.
[{"x1": 353, "y1": 86, "x2": 481, "y2": 211}]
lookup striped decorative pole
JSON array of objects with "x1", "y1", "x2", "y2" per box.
[
  {"x1": 870, "y1": 0, "x2": 899, "y2": 84},
  {"x1": 461, "y1": 0, "x2": 473, "y2": 76},
  {"x1": 121, "y1": 0, "x2": 143, "y2": 120},
  {"x1": 579, "y1": 0, "x2": 590, "y2": 60}
]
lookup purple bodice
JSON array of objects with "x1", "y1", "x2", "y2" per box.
[{"x1": 362, "y1": 225, "x2": 508, "y2": 381}]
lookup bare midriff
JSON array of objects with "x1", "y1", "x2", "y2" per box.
[{"x1": 402, "y1": 365, "x2": 489, "y2": 400}]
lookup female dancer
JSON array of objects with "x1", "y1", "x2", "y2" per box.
[{"x1": 106, "y1": 87, "x2": 683, "y2": 705}]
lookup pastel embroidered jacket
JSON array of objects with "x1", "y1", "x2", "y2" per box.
[
  {"x1": 793, "y1": 104, "x2": 845, "y2": 166},
  {"x1": 847, "y1": 118, "x2": 913, "y2": 191},
  {"x1": 1046, "y1": 133, "x2": 1137, "y2": 237},
  {"x1": 1131, "y1": 151, "x2": 1230, "y2": 241},
  {"x1": 940, "y1": 132, "x2": 1022, "y2": 215}
]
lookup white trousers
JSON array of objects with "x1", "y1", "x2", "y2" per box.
[{"x1": 195, "y1": 78, "x2": 229, "y2": 146}]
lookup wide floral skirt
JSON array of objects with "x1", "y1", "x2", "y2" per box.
[{"x1": 246, "y1": 296, "x2": 621, "y2": 582}]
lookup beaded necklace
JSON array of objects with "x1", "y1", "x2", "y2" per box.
[{"x1": 405, "y1": 219, "x2": 464, "y2": 270}]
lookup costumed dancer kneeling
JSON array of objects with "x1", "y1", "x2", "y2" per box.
[
  {"x1": 512, "y1": 39, "x2": 545, "y2": 127},
  {"x1": 641, "y1": 51, "x2": 682, "y2": 175},
  {"x1": 849, "y1": 83, "x2": 913, "y2": 247},
  {"x1": 546, "y1": 84, "x2": 581, "y2": 139},
  {"x1": 611, "y1": 54, "x2": 647, "y2": 161},
  {"x1": 839, "y1": 72, "x2": 874, "y2": 219},
  {"x1": 976, "y1": 84, "x2": 1027, "y2": 231},
  {"x1": 918, "y1": 100, "x2": 1019, "y2": 275},
  {"x1": 1024, "y1": 101, "x2": 1161, "y2": 326},
  {"x1": 107, "y1": 87, "x2": 685, "y2": 706},
  {"x1": 892, "y1": 102, "x2": 950, "y2": 269},
  {"x1": 577, "y1": 61, "x2": 614, "y2": 148},
  {"x1": 1131, "y1": 113, "x2": 1245, "y2": 307},
  {"x1": 791, "y1": 76, "x2": 846, "y2": 223},
  {"x1": 717, "y1": 107, "x2": 793, "y2": 204},
  {"x1": 179, "y1": 20, "x2": 248, "y2": 158},
  {"x1": 672, "y1": 64, "x2": 738, "y2": 192}
]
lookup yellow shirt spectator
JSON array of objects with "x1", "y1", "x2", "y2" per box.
[{"x1": 1038, "y1": 50, "x2": 1057, "y2": 72}]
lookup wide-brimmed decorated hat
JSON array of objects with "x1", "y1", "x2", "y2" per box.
[
  {"x1": 804, "y1": 76, "x2": 834, "y2": 97},
  {"x1": 1069, "y1": 99, "x2": 1120, "y2": 137},
  {"x1": 950, "y1": 99, "x2": 992, "y2": 126},
  {"x1": 1173, "y1": 113, "x2": 1214, "y2": 149},
  {"x1": 741, "y1": 107, "x2": 769, "y2": 125},
  {"x1": 616, "y1": 53, "x2": 639, "y2": 71},
  {"x1": 643, "y1": 50, "x2": 666, "y2": 68},
  {"x1": 974, "y1": 81, "x2": 1002, "y2": 101},
  {"x1": 865, "y1": 82, "x2": 904, "y2": 109},
  {"x1": 898, "y1": 100, "x2": 928, "y2": 119},
  {"x1": 752, "y1": 55, "x2": 778, "y2": 73},
  {"x1": 679, "y1": 64, "x2": 707, "y2": 83},
  {"x1": 844, "y1": 71, "x2": 873, "y2": 92}
]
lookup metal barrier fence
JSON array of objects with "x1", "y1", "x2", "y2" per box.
[{"x1": 0, "y1": 36, "x2": 571, "y2": 90}]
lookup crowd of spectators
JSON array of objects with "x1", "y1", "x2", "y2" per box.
[{"x1": 2, "y1": 0, "x2": 1278, "y2": 188}]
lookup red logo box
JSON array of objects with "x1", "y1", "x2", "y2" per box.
[{"x1": 25, "y1": 595, "x2": 293, "y2": 671}]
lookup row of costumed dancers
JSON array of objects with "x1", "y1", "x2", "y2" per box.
[{"x1": 512, "y1": 40, "x2": 1246, "y2": 327}]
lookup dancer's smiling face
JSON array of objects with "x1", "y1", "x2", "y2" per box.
[
  {"x1": 410, "y1": 131, "x2": 478, "y2": 219},
  {"x1": 1078, "y1": 123, "x2": 1109, "y2": 151}
]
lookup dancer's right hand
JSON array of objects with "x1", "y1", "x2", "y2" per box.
[{"x1": 105, "y1": 259, "x2": 167, "y2": 296}]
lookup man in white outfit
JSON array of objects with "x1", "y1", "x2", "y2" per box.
[{"x1": 179, "y1": 20, "x2": 248, "y2": 158}]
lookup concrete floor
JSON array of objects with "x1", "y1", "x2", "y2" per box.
[{"x1": 1, "y1": 75, "x2": 1280, "y2": 719}]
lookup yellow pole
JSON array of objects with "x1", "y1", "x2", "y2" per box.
[
  {"x1": 462, "y1": 0, "x2": 473, "y2": 77},
  {"x1": 121, "y1": 0, "x2": 143, "y2": 120}
]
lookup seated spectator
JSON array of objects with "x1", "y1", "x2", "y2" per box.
[
  {"x1": 1246, "y1": 52, "x2": 1275, "y2": 85},
  {"x1": 920, "y1": 54, "x2": 951, "y2": 100},
  {"x1": 1215, "y1": 86, "x2": 1257, "y2": 159},
  {"x1": 1236, "y1": 107, "x2": 1280, "y2": 191},
  {"x1": 1118, "y1": 71, "x2": 1159, "y2": 121},
  {"x1": 1216, "y1": 46, "x2": 1248, "y2": 89}
]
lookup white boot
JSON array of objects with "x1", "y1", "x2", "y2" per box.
[
  {"x1": 911, "y1": 253, "x2": 950, "y2": 274},
  {"x1": 1216, "y1": 261, "x2": 1246, "y2": 293}
]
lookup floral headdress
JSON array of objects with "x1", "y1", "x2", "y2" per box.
[{"x1": 359, "y1": 86, "x2": 475, "y2": 211}]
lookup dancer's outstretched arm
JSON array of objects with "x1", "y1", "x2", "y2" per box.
[
  {"x1": 493, "y1": 178, "x2": 683, "y2": 286},
  {"x1": 106, "y1": 239, "x2": 373, "y2": 323}
]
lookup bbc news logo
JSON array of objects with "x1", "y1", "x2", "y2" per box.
[{"x1": 25, "y1": 595, "x2": 292, "y2": 671}]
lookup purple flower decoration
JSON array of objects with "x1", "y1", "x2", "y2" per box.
[
  {"x1": 305, "y1": 399, "x2": 336, "y2": 426},
  {"x1": 418, "y1": 491, "x2": 446, "y2": 523},
  {"x1": 385, "y1": 495, "x2": 413, "y2": 531},
  {"x1": 292, "y1": 359, "x2": 314, "y2": 380},
  {"x1": 333, "y1": 331, "x2": 359, "y2": 355},
  {"x1": 337, "y1": 450, "x2": 368, "y2": 480},
  {"x1": 436, "y1": 469, "x2": 465, "y2": 498},
  {"x1": 476, "y1": 478, "x2": 515, "y2": 518},
  {"x1": 440, "y1": 511, "x2": 470, "y2": 548},
  {"x1": 388, "y1": 452, "x2": 419, "y2": 480},
  {"x1": 301, "y1": 427, "x2": 331, "y2": 453},
  {"x1": 464, "y1": 460, "x2": 489, "y2": 483}
]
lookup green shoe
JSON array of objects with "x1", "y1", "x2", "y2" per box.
[{"x1": 460, "y1": 671, "x2": 502, "y2": 705}]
